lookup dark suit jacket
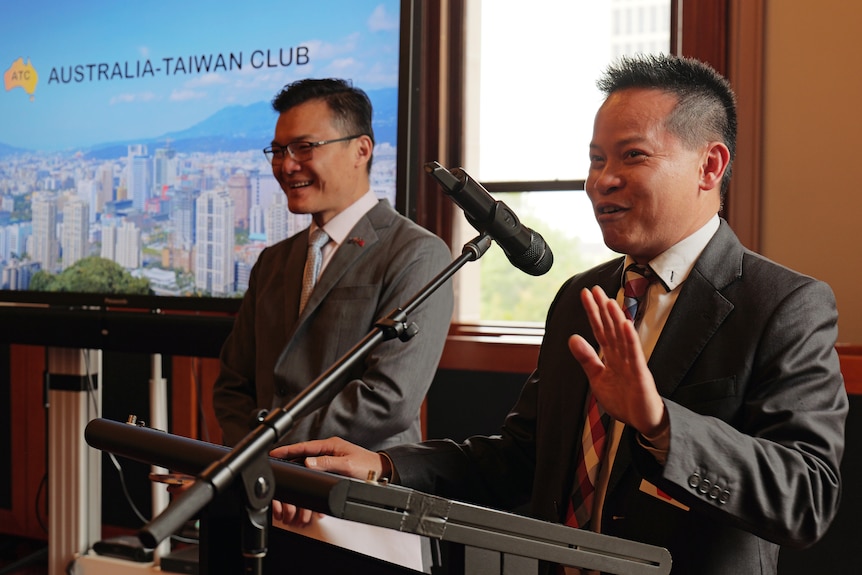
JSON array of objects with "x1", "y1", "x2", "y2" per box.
[
  {"x1": 213, "y1": 199, "x2": 453, "y2": 449},
  {"x1": 387, "y1": 220, "x2": 847, "y2": 574}
]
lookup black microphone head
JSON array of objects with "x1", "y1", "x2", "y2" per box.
[{"x1": 505, "y1": 229, "x2": 553, "y2": 276}]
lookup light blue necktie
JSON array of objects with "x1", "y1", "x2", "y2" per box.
[{"x1": 299, "y1": 228, "x2": 329, "y2": 312}]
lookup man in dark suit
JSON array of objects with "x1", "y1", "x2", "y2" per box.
[
  {"x1": 213, "y1": 78, "x2": 453, "y2": 456},
  {"x1": 272, "y1": 55, "x2": 847, "y2": 574}
]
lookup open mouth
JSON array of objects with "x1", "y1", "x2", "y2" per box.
[{"x1": 597, "y1": 205, "x2": 626, "y2": 215}]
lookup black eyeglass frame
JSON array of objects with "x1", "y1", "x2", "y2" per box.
[{"x1": 262, "y1": 134, "x2": 364, "y2": 163}]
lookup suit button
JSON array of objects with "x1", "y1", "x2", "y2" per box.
[
  {"x1": 688, "y1": 473, "x2": 700, "y2": 488},
  {"x1": 708, "y1": 485, "x2": 721, "y2": 500},
  {"x1": 718, "y1": 490, "x2": 731, "y2": 505},
  {"x1": 698, "y1": 479, "x2": 711, "y2": 494}
]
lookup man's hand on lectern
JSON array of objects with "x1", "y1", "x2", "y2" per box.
[{"x1": 269, "y1": 437, "x2": 387, "y2": 525}]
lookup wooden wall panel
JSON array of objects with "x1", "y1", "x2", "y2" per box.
[{"x1": 1, "y1": 345, "x2": 48, "y2": 540}]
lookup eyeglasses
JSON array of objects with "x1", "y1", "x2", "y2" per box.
[{"x1": 263, "y1": 134, "x2": 363, "y2": 164}]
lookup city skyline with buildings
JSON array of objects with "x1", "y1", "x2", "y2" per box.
[{"x1": 0, "y1": 141, "x2": 396, "y2": 299}]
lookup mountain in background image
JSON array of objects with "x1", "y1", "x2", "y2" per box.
[{"x1": 81, "y1": 87, "x2": 398, "y2": 160}]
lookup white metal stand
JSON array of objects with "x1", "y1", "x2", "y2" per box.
[
  {"x1": 148, "y1": 354, "x2": 171, "y2": 561},
  {"x1": 47, "y1": 347, "x2": 102, "y2": 575}
]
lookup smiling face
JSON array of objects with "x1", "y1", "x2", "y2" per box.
[
  {"x1": 271, "y1": 98, "x2": 373, "y2": 227},
  {"x1": 585, "y1": 88, "x2": 728, "y2": 263}
]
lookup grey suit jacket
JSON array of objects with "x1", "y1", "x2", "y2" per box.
[
  {"x1": 388, "y1": 220, "x2": 847, "y2": 574},
  {"x1": 213, "y1": 199, "x2": 453, "y2": 449}
]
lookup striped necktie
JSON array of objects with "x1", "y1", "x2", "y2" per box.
[
  {"x1": 565, "y1": 263, "x2": 656, "y2": 530},
  {"x1": 623, "y1": 263, "x2": 655, "y2": 323}
]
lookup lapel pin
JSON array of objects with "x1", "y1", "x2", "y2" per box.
[{"x1": 348, "y1": 237, "x2": 365, "y2": 247}]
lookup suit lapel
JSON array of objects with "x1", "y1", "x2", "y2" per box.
[
  {"x1": 647, "y1": 273, "x2": 734, "y2": 397},
  {"x1": 558, "y1": 261, "x2": 625, "y2": 505},
  {"x1": 647, "y1": 221, "x2": 741, "y2": 398},
  {"x1": 284, "y1": 229, "x2": 310, "y2": 327},
  {"x1": 561, "y1": 260, "x2": 625, "y2": 435}
]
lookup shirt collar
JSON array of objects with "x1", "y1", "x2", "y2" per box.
[
  {"x1": 309, "y1": 189, "x2": 378, "y2": 246},
  {"x1": 625, "y1": 214, "x2": 720, "y2": 292}
]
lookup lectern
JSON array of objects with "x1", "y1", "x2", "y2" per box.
[{"x1": 85, "y1": 418, "x2": 671, "y2": 575}]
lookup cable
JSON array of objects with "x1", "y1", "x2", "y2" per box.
[
  {"x1": 81, "y1": 350, "x2": 152, "y2": 526},
  {"x1": 35, "y1": 472, "x2": 48, "y2": 534},
  {"x1": 106, "y1": 452, "x2": 149, "y2": 525}
]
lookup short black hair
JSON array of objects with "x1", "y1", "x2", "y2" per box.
[
  {"x1": 271, "y1": 78, "x2": 375, "y2": 172},
  {"x1": 598, "y1": 54, "x2": 737, "y2": 199}
]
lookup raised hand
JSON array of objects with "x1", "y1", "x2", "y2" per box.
[{"x1": 567, "y1": 286, "x2": 666, "y2": 437}]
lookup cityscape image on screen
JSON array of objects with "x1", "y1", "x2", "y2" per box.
[{"x1": 0, "y1": 0, "x2": 403, "y2": 310}]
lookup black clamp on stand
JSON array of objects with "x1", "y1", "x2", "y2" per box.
[
  {"x1": 238, "y1": 454, "x2": 274, "y2": 573},
  {"x1": 375, "y1": 308, "x2": 420, "y2": 343}
]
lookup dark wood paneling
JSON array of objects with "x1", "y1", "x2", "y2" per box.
[{"x1": 1, "y1": 345, "x2": 47, "y2": 540}]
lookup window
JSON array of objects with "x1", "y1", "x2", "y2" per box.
[{"x1": 456, "y1": 0, "x2": 671, "y2": 324}]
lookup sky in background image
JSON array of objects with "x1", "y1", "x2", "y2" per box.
[{"x1": 0, "y1": 0, "x2": 401, "y2": 150}]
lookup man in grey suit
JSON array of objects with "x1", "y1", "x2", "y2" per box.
[
  {"x1": 273, "y1": 56, "x2": 847, "y2": 574},
  {"x1": 212, "y1": 78, "x2": 453, "y2": 475}
]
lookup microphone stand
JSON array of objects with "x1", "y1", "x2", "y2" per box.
[{"x1": 136, "y1": 233, "x2": 493, "y2": 575}]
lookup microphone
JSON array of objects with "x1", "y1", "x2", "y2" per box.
[{"x1": 424, "y1": 161, "x2": 553, "y2": 276}]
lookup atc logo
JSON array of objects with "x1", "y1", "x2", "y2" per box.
[{"x1": 4, "y1": 57, "x2": 39, "y2": 102}]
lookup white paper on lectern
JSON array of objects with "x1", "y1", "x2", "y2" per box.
[{"x1": 273, "y1": 514, "x2": 425, "y2": 571}]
